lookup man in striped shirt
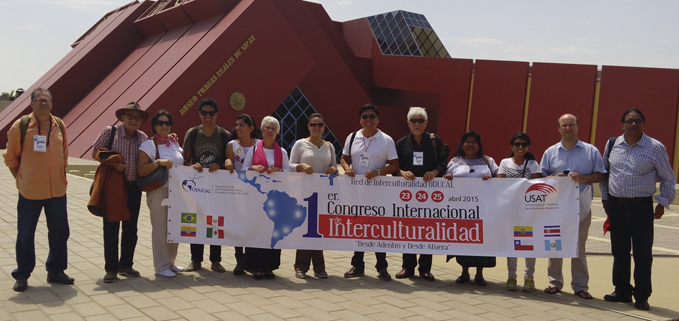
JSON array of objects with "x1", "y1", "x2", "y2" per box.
[{"x1": 600, "y1": 108, "x2": 675, "y2": 311}]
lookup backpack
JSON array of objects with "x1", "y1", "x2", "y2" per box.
[{"x1": 19, "y1": 114, "x2": 66, "y2": 151}]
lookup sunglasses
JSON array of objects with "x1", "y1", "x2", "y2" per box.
[
  {"x1": 155, "y1": 120, "x2": 172, "y2": 127},
  {"x1": 200, "y1": 111, "x2": 216, "y2": 117},
  {"x1": 623, "y1": 119, "x2": 644, "y2": 125},
  {"x1": 309, "y1": 122, "x2": 325, "y2": 127},
  {"x1": 409, "y1": 118, "x2": 425, "y2": 124},
  {"x1": 124, "y1": 114, "x2": 143, "y2": 121},
  {"x1": 361, "y1": 114, "x2": 377, "y2": 120},
  {"x1": 512, "y1": 142, "x2": 529, "y2": 148}
]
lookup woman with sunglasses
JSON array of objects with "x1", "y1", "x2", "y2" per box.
[
  {"x1": 497, "y1": 132, "x2": 541, "y2": 292},
  {"x1": 224, "y1": 114, "x2": 261, "y2": 275},
  {"x1": 443, "y1": 130, "x2": 498, "y2": 286},
  {"x1": 288, "y1": 113, "x2": 337, "y2": 279},
  {"x1": 241, "y1": 116, "x2": 289, "y2": 280},
  {"x1": 138, "y1": 110, "x2": 185, "y2": 278}
]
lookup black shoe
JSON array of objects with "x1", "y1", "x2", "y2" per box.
[
  {"x1": 603, "y1": 292, "x2": 633, "y2": 303},
  {"x1": 264, "y1": 271, "x2": 275, "y2": 279},
  {"x1": 474, "y1": 276, "x2": 487, "y2": 286},
  {"x1": 456, "y1": 274, "x2": 470, "y2": 284},
  {"x1": 104, "y1": 271, "x2": 118, "y2": 283},
  {"x1": 233, "y1": 258, "x2": 246, "y2": 276},
  {"x1": 377, "y1": 268, "x2": 391, "y2": 281},
  {"x1": 118, "y1": 267, "x2": 140, "y2": 277},
  {"x1": 344, "y1": 266, "x2": 364, "y2": 278},
  {"x1": 635, "y1": 300, "x2": 650, "y2": 310},
  {"x1": 13, "y1": 279, "x2": 27, "y2": 292},
  {"x1": 395, "y1": 268, "x2": 414, "y2": 279},
  {"x1": 47, "y1": 272, "x2": 75, "y2": 285},
  {"x1": 185, "y1": 261, "x2": 201, "y2": 272},
  {"x1": 419, "y1": 271, "x2": 435, "y2": 282}
]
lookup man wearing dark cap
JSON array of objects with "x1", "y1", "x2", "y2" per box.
[{"x1": 91, "y1": 102, "x2": 149, "y2": 283}]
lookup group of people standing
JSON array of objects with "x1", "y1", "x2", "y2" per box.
[{"x1": 4, "y1": 88, "x2": 674, "y2": 311}]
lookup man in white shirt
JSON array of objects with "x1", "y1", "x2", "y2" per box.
[{"x1": 340, "y1": 104, "x2": 399, "y2": 280}]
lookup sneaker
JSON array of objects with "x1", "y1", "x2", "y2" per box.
[
  {"x1": 170, "y1": 265, "x2": 184, "y2": 273},
  {"x1": 155, "y1": 269, "x2": 176, "y2": 278},
  {"x1": 185, "y1": 261, "x2": 201, "y2": 272},
  {"x1": 506, "y1": 277, "x2": 517, "y2": 291},
  {"x1": 211, "y1": 262, "x2": 226, "y2": 273},
  {"x1": 523, "y1": 277, "x2": 535, "y2": 292},
  {"x1": 295, "y1": 270, "x2": 307, "y2": 279},
  {"x1": 104, "y1": 271, "x2": 118, "y2": 283},
  {"x1": 118, "y1": 267, "x2": 140, "y2": 277},
  {"x1": 314, "y1": 271, "x2": 328, "y2": 279}
]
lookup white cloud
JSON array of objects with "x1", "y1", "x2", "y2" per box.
[
  {"x1": 443, "y1": 37, "x2": 507, "y2": 46},
  {"x1": 24, "y1": 23, "x2": 42, "y2": 31},
  {"x1": 40, "y1": 0, "x2": 127, "y2": 14},
  {"x1": 336, "y1": 1, "x2": 353, "y2": 6}
]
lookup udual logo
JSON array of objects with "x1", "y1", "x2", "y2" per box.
[
  {"x1": 524, "y1": 183, "x2": 557, "y2": 202},
  {"x1": 182, "y1": 174, "x2": 212, "y2": 194}
]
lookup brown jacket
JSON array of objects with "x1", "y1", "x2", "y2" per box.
[{"x1": 88, "y1": 149, "x2": 129, "y2": 221}]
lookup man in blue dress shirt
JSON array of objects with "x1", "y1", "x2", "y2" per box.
[
  {"x1": 600, "y1": 108, "x2": 675, "y2": 311},
  {"x1": 540, "y1": 114, "x2": 606, "y2": 300}
]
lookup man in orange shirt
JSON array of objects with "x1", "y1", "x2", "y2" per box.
[{"x1": 3, "y1": 88, "x2": 73, "y2": 292}]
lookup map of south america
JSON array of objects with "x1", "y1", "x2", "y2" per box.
[{"x1": 238, "y1": 171, "x2": 307, "y2": 248}]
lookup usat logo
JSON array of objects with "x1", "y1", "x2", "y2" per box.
[
  {"x1": 182, "y1": 173, "x2": 211, "y2": 193},
  {"x1": 524, "y1": 183, "x2": 557, "y2": 202}
]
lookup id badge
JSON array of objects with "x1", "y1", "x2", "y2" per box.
[
  {"x1": 413, "y1": 151, "x2": 424, "y2": 166},
  {"x1": 359, "y1": 152, "x2": 370, "y2": 168},
  {"x1": 34, "y1": 135, "x2": 47, "y2": 152}
]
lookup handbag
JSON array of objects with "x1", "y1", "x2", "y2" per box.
[{"x1": 137, "y1": 139, "x2": 169, "y2": 191}]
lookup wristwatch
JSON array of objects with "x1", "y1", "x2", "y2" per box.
[{"x1": 376, "y1": 168, "x2": 380, "y2": 176}]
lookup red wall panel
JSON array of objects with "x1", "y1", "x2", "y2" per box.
[
  {"x1": 371, "y1": 47, "x2": 473, "y2": 152},
  {"x1": 526, "y1": 62, "x2": 598, "y2": 160},
  {"x1": 468, "y1": 60, "x2": 529, "y2": 160},
  {"x1": 595, "y1": 66, "x2": 679, "y2": 168}
]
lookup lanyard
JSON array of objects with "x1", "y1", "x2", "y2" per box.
[
  {"x1": 38, "y1": 117, "x2": 53, "y2": 147},
  {"x1": 363, "y1": 135, "x2": 374, "y2": 152}
]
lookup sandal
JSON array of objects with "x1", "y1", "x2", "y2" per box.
[
  {"x1": 575, "y1": 290, "x2": 593, "y2": 299},
  {"x1": 544, "y1": 286, "x2": 560, "y2": 294}
]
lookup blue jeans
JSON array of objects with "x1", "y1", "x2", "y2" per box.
[{"x1": 12, "y1": 194, "x2": 69, "y2": 280}]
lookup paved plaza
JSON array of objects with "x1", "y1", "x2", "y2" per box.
[{"x1": 0, "y1": 159, "x2": 677, "y2": 320}]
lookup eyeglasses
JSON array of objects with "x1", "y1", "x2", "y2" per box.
[
  {"x1": 155, "y1": 120, "x2": 172, "y2": 127},
  {"x1": 124, "y1": 114, "x2": 143, "y2": 121},
  {"x1": 623, "y1": 119, "x2": 645, "y2": 125},
  {"x1": 463, "y1": 141, "x2": 478, "y2": 145},
  {"x1": 361, "y1": 114, "x2": 377, "y2": 120},
  {"x1": 262, "y1": 126, "x2": 277, "y2": 132},
  {"x1": 309, "y1": 122, "x2": 325, "y2": 127},
  {"x1": 33, "y1": 99, "x2": 52, "y2": 104},
  {"x1": 200, "y1": 111, "x2": 216, "y2": 117},
  {"x1": 512, "y1": 142, "x2": 529, "y2": 148},
  {"x1": 409, "y1": 118, "x2": 425, "y2": 124}
]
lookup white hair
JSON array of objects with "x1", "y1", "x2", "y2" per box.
[
  {"x1": 261, "y1": 116, "x2": 280, "y2": 133},
  {"x1": 407, "y1": 107, "x2": 427, "y2": 121}
]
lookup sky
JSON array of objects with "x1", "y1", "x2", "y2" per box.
[{"x1": 1, "y1": 0, "x2": 678, "y2": 94}]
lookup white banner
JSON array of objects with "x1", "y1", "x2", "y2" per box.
[{"x1": 166, "y1": 166, "x2": 579, "y2": 258}]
